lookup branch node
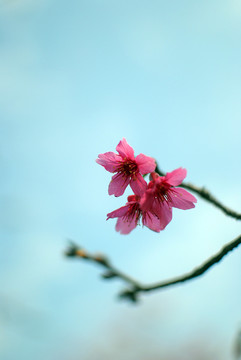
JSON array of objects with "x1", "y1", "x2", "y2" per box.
[
  {"x1": 118, "y1": 289, "x2": 139, "y2": 303},
  {"x1": 101, "y1": 271, "x2": 117, "y2": 280},
  {"x1": 65, "y1": 242, "x2": 80, "y2": 257},
  {"x1": 94, "y1": 254, "x2": 110, "y2": 266}
]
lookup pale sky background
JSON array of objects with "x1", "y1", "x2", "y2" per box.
[{"x1": 0, "y1": 0, "x2": 241, "y2": 359}]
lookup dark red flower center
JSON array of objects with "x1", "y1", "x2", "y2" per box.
[
  {"x1": 155, "y1": 182, "x2": 172, "y2": 202},
  {"x1": 125, "y1": 202, "x2": 142, "y2": 224},
  {"x1": 116, "y1": 159, "x2": 138, "y2": 177}
]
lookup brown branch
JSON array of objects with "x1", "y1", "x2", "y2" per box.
[
  {"x1": 65, "y1": 234, "x2": 241, "y2": 302},
  {"x1": 65, "y1": 242, "x2": 143, "y2": 302},
  {"x1": 155, "y1": 165, "x2": 241, "y2": 220},
  {"x1": 142, "y1": 233, "x2": 241, "y2": 292}
]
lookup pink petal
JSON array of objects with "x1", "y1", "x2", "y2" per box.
[
  {"x1": 164, "y1": 168, "x2": 187, "y2": 186},
  {"x1": 135, "y1": 154, "x2": 156, "y2": 174},
  {"x1": 139, "y1": 188, "x2": 155, "y2": 212},
  {"x1": 150, "y1": 172, "x2": 159, "y2": 181},
  {"x1": 169, "y1": 188, "x2": 196, "y2": 210},
  {"x1": 142, "y1": 212, "x2": 162, "y2": 232},
  {"x1": 115, "y1": 216, "x2": 137, "y2": 234},
  {"x1": 106, "y1": 205, "x2": 130, "y2": 219},
  {"x1": 153, "y1": 201, "x2": 173, "y2": 230},
  {"x1": 108, "y1": 173, "x2": 130, "y2": 197},
  {"x1": 175, "y1": 187, "x2": 197, "y2": 203},
  {"x1": 96, "y1": 152, "x2": 122, "y2": 172},
  {"x1": 130, "y1": 173, "x2": 147, "y2": 196},
  {"x1": 116, "y1": 138, "x2": 135, "y2": 160}
]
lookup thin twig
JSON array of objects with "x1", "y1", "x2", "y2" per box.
[
  {"x1": 65, "y1": 234, "x2": 241, "y2": 302},
  {"x1": 155, "y1": 165, "x2": 241, "y2": 220},
  {"x1": 142, "y1": 233, "x2": 241, "y2": 292},
  {"x1": 65, "y1": 242, "x2": 143, "y2": 302}
]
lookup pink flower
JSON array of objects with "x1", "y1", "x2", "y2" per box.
[
  {"x1": 107, "y1": 194, "x2": 164, "y2": 234},
  {"x1": 96, "y1": 138, "x2": 156, "y2": 197},
  {"x1": 140, "y1": 168, "x2": 197, "y2": 229}
]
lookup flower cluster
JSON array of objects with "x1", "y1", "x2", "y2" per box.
[{"x1": 96, "y1": 138, "x2": 197, "y2": 234}]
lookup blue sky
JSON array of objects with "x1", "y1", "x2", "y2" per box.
[{"x1": 0, "y1": 0, "x2": 241, "y2": 359}]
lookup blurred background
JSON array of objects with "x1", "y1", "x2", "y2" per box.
[{"x1": 0, "y1": 0, "x2": 241, "y2": 359}]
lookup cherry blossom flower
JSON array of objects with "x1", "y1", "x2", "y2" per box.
[
  {"x1": 96, "y1": 138, "x2": 156, "y2": 197},
  {"x1": 140, "y1": 168, "x2": 197, "y2": 229},
  {"x1": 107, "y1": 194, "x2": 164, "y2": 234}
]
